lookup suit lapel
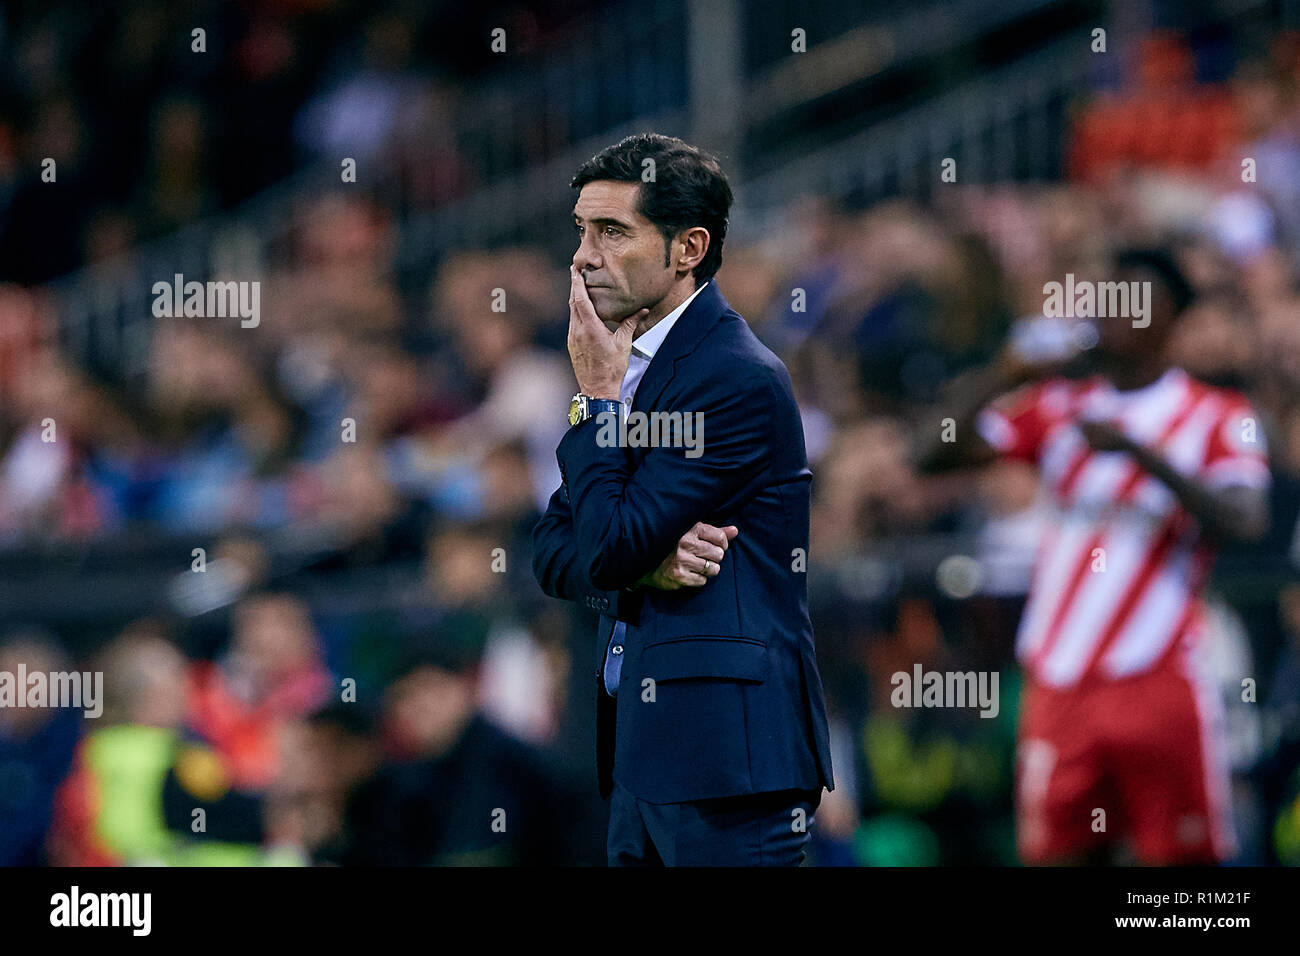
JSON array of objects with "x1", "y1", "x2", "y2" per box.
[{"x1": 630, "y1": 281, "x2": 730, "y2": 416}]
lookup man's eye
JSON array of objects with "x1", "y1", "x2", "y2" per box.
[{"x1": 604, "y1": 226, "x2": 621, "y2": 238}]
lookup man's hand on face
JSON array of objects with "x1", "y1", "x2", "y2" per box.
[
  {"x1": 634, "y1": 522, "x2": 739, "y2": 591},
  {"x1": 568, "y1": 265, "x2": 647, "y2": 400}
]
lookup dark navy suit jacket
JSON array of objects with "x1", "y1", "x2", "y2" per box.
[{"x1": 531, "y1": 280, "x2": 834, "y2": 804}]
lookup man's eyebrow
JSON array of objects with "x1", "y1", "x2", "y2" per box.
[{"x1": 572, "y1": 212, "x2": 633, "y2": 229}]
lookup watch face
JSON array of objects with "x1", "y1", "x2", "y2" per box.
[{"x1": 568, "y1": 397, "x2": 582, "y2": 427}]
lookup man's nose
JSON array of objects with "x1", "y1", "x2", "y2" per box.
[{"x1": 573, "y1": 240, "x2": 600, "y2": 273}]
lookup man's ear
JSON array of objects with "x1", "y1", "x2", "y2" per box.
[{"x1": 677, "y1": 226, "x2": 710, "y2": 276}]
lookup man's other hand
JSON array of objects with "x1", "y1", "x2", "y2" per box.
[{"x1": 634, "y1": 522, "x2": 739, "y2": 590}]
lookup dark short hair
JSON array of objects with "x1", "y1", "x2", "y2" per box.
[
  {"x1": 1115, "y1": 247, "x2": 1195, "y2": 316},
  {"x1": 390, "y1": 607, "x2": 489, "y2": 681},
  {"x1": 571, "y1": 132, "x2": 734, "y2": 285},
  {"x1": 304, "y1": 701, "x2": 378, "y2": 739}
]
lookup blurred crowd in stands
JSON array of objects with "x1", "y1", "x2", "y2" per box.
[
  {"x1": 0, "y1": 0, "x2": 614, "y2": 285},
  {"x1": 0, "y1": 7, "x2": 1299, "y2": 865}
]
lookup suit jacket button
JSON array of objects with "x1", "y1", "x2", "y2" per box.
[
  {"x1": 611, "y1": 645, "x2": 623, "y2": 655},
  {"x1": 600, "y1": 598, "x2": 610, "y2": 610}
]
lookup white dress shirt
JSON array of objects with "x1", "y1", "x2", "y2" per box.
[{"x1": 619, "y1": 280, "x2": 710, "y2": 410}]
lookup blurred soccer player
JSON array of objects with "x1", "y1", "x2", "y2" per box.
[{"x1": 918, "y1": 249, "x2": 1270, "y2": 864}]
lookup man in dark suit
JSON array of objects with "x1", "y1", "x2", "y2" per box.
[{"x1": 531, "y1": 133, "x2": 834, "y2": 865}]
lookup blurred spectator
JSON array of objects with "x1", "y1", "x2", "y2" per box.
[
  {"x1": 189, "y1": 592, "x2": 332, "y2": 789},
  {"x1": 0, "y1": 629, "x2": 81, "y2": 865},
  {"x1": 47, "y1": 621, "x2": 267, "y2": 866},
  {"x1": 324, "y1": 633, "x2": 584, "y2": 865},
  {"x1": 1261, "y1": 581, "x2": 1300, "y2": 864},
  {"x1": 424, "y1": 248, "x2": 573, "y2": 511},
  {"x1": 264, "y1": 704, "x2": 382, "y2": 861}
]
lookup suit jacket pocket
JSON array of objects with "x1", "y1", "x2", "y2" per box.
[{"x1": 640, "y1": 636, "x2": 767, "y2": 683}]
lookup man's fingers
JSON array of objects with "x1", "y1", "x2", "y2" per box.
[
  {"x1": 568, "y1": 267, "x2": 599, "y2": 323},
  {"x1": 568, "y1": 269, "x2": 589, "y2": 313},
  {"x1": 669, "y1": 544, "x2": 718, "y2": 584},
  {"x1": 677, "y1": 551, "x2": 719, "y2": 578},
  {"x1": 681, "y1": 541, "x2": 725, "y2": 563},
  {"x1": 694, "y1": 524, "x2": 730, "y2": 550},
  {"x1": 669, "y1": 565, "x2": 708, "y2": 587},
  {"x1": 612, "y1": 311, "x2": 644, "y2": 353}
]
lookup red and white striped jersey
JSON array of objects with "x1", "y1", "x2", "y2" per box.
[{"x1": 976, "y1": 367, "x2": 1270, "y2": 689}]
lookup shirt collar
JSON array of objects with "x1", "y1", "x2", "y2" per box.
[
  {"x1": 1102, "y1": 366, "x2": 1185, "y2": 402},
  {"x1": 631, "y1": 280, "x2": 710, "y2": 360}
]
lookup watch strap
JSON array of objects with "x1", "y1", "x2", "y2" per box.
[{"x1": 586, "y1": 398, "x2": 623, "y2": 421}]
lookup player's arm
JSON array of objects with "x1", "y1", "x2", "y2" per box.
[
  {"x1": 1078, "y1": 421, "x2": 1269, "y2": 543},
  {"x1": 914, "y1": 349, "x2": 1042, "y2": 473}
]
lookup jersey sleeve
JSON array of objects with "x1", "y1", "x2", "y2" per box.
[
  {"x1": 976, "y1": 381, "x2": 1062, "y2": 466},
  {"x1": 1201, "y1": 397, "x2": 1271, "y2": 490}
]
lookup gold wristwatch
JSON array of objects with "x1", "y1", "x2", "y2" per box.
[{"x1": 568, "y1": 393, "x2": 623, "y2": 427}]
